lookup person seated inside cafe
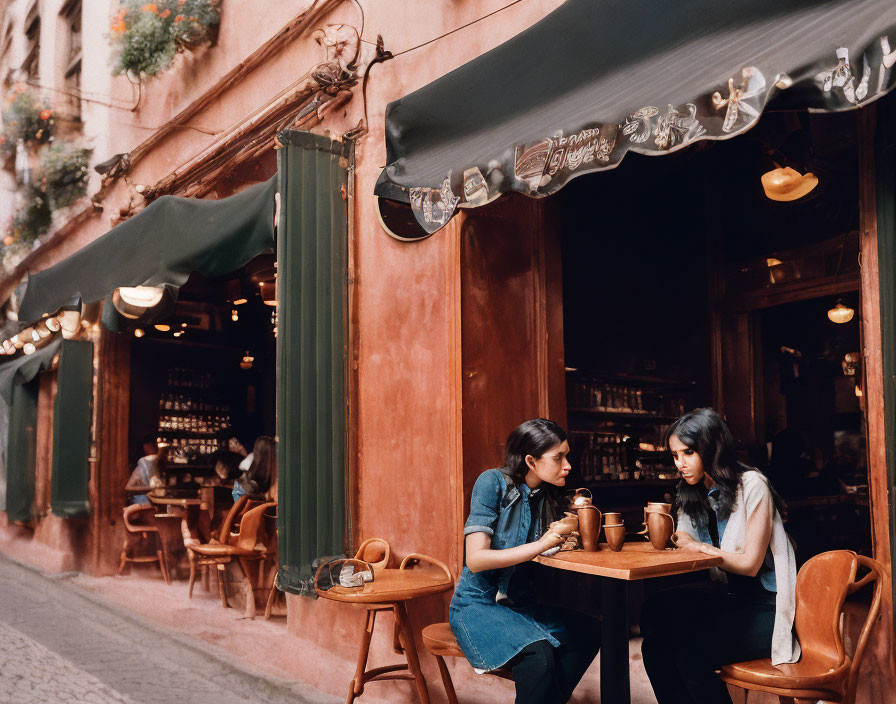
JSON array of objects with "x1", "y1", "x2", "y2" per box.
[
  {"x1": 450, "y1": 418, "x2": 600, "y2": 704},
  {"x1": 232, "y1": 435, "x2": 277, "y2": 502},
  {"x1": 125, "y1": 434, "x2": 165, "y2": 505},
  {"x1": 209, "y1": 428, "x2": 247, "y2": 485}
]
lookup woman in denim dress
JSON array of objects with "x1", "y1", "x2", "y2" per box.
[{"x1": 449, "y1": 419, "x2": 600, "y2": 704}]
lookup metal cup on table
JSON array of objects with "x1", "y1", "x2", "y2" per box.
[{"x1": 603, "y1": 516, "x2": 626, "y2": 552}]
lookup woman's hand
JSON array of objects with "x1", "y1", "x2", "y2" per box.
[
  {"x1": 538, "y1": 527, "x2": 564, "y2": 551},
  {"x1": 696, "y1": 544, "x2": 722, "y2": 557},
  {"x1": 672, "y1": 531, "x2": 700, "y2": 550},
  {"x1": 675, "y1": 539, "x2": 706, "y2": 552}
]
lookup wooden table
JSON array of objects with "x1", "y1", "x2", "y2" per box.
[
  {"x1": 535, "y1": 542, "x2": 723, "y2": 704},
  {"x1": 148, "y1": 493, "x2": 210, "y2": 543},
  {"x1": 317, "y1": 568, "x2": 453, "y2": 704}
]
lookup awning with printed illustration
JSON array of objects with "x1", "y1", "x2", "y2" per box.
[{"x1": 374, "y1": 0, "x2": 896, "y2": 235}]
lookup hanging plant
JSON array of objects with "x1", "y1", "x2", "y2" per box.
[
  {"x1": 41, "y1": 143, "x2": 93, "y2": 208},
  {"x1": 0, "y1": 86, "x2": 54, "y2": 161},
  {"x1": 110, "y1": 0, "x2": 221, "y2": 79},
  {"x1": 4, "y1": 186, "x2": 52, "y2": 248}
]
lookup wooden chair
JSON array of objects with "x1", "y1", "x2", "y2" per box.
[
  {"x1": 189, "y1": 501, "x2": 277, "y2": 608},
  {"x1": 421, "y1": 622, "x2": 513, "y2": 704},
  {"x1": 339, "y1": 550, "x2": 453, "y2": 704},
  {"x1": 117, "y1": 504, "x2": 171, "y2": 585},
  {"x1": 185, "y1": 495, "x2": 263, "y2": 599},
  {"x1": 719, "y1": 550, "x2": 882, "y2": 704}
]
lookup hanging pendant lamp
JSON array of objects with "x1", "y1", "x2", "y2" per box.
[{"x1": 827, "y1": 300, "x2": 855, "y2": 324}]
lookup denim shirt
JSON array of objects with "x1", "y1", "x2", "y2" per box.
[
  {"x1": 461, "y1": 468, "x2": 555, "y2": 599},
  {"x1": 696, "y1": 486, "x2": 777, "y2": 593}
]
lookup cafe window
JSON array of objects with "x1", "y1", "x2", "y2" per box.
[{"x1": 58, "y1": 0, "x2": 82, "y2": 122}]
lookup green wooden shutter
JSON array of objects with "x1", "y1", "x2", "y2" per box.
[
  {"x1": 51, "y1": 339, "x2": 94, "y2": 517},
  {"x1": 275, "y1": 130, "x2": 350, "y2": 595},
  {"x1": 6, "y1": 379, "x2": 39, "y2": 523}
]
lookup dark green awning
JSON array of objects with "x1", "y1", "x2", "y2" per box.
[
  {"x1": 19, "y1": 175, "x2": 278, "y2": 321},
  {"x1": 375, "y1": 0, "x2": 896, "y2": 233}
]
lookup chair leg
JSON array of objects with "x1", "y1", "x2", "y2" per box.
[
  {"x1": 394, "y1": 603, "x2": 430, "y2": 704},
  {"x1": 778, "y1": 698, "x2": 795, "y2": 704},
  {"x1": 434, "y1": 655, "x2": 458, "y2": 704},
  {"x1": 216, "y1": 564, "x2": 229, "y2": 608},
  {"x1": 263, "y1": 565, "x2": 278, "y2": 620},
  {"x1": 117, "y1": 537, "x2": 129, "y2": 576},
  {"x1": 188, "y1": 555, "x2": 197, "y2": 598},
  {"x1": 156, "y1": 549, "x2": 170, "y2": 585},
  {"x1": 347, "y1": 608, "x2": 378, "y2": 704}
]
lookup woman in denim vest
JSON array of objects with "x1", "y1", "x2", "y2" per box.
[
  {"x1": 640, "y1": 409, "x2": 798, "y2": 704},
  {"x1": 449, "y1": 419, "x2": 600, "y2": 703}
]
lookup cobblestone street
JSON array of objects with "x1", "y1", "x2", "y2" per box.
[{"x1": 0, "y1": 554, "x2": 331, "y2": 704}]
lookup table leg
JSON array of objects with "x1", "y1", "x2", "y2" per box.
[
  {"x1": 347, "y1": 608, "x2": 378, "y2": 704},
  {"x1": 600, "y1": 578, "x2": 630, "y2": 704},
  {"x1": 394, "y1": 603, "x2": 430, "y2": 704}
]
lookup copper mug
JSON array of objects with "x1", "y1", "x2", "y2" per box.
[
  {"x1": 603, "y1": 523, "x2": 625, "y2": 552},
  {"x1": 646, "y1": 511, "x2": 676, "y2": 550},
  {"x1": 636, "y1": 502, "x2": 672, "y2": 535}
]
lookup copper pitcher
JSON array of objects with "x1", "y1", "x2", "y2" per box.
[
  {"x1": 570, "y1": 489, "x2": 601, "y2": 551},
  {"x1": 636, "y1": 502, "x2": 672, "y2": 536}
]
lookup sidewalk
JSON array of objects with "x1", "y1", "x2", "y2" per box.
[{"x1": 0, "y1": 552, "x2": 339, "y2": 704}]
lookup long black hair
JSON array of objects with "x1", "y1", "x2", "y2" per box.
[
  {"x1": 247, "y1": 436, "x2": 276, "y2": 493},
  {"x1": 664, "y1": 408, "x2": 786, "y2": 528},
  {"x1": 504, "y1": 418, "x2": 568, "y2": 519}
]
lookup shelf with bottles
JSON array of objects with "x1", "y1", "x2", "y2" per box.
[
  {"x1": 165, "y1": 367, "x2": 215, "y2": 390},
  {"x1": 566, "y1": 377, "x2": 687, "y2": 422},
  {"x1": 157, "y1": 435, "x2": 220, "y2": 465},
  {"x1": 157, "y1": 412, "x2": 231, "y2": 434},
  {"x1": 159, "y1": 393, "x2": 229, "y2": 413},
  {"x1": 570, "y1": 430, "x2": 678, "y2": 484}
]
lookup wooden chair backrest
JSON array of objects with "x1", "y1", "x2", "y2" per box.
[
  {"x1": 794, "y1": 550, "x2": 882, "y2": 702},
  {"x1": 235, "y1": 502, "x2": 277, "y2": 552},
  {"x1": 399, "y1": 553, "x2": 453, "y2": 584},
  {"x1": 794, "y1": 551, "x2": 855, "y2": 665},
  {"x1": 123, "y1": 503, "x2": 157, "y2": 533},
  {"x1": 218, "y1": 494, "x2": 248, "y2": 540},
  {"x1": 353, "y1": 538, "x2": 391, "y2": 572},
  {"x1": 844, "y1": 554, "x2": 882, "y2": 702},
  {"x1": 261, "y1": 505, "x2": 278, "y2": 556}
]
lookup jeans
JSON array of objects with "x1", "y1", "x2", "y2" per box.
[
  {"x1": 508, "y1": 634, "x2": 599, "y2": 704},
  {"x1": 640, "y1": 582, "x2": 776, "y2": 704}
]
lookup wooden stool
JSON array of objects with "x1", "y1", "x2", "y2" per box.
[{"x1": 421, "y1": 622, "x2": 513, "y2": 704}]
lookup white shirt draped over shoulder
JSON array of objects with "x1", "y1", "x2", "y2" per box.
[{"x1": 676, "y1": 470, "x2": 800, "y2": 665}]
